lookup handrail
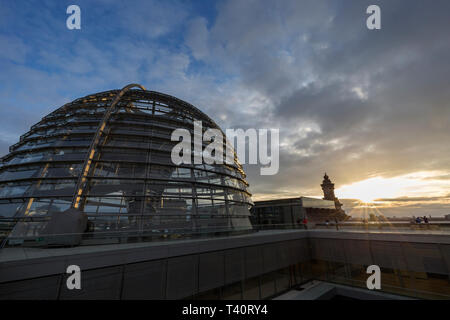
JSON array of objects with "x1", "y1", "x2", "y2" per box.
[{"x1": 2, "y1": 220, "x2": 450, "y2": 250}]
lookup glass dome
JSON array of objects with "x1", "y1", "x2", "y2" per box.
[{"x1": 0, "y1": 85, "x2": 253, "y2": 242}]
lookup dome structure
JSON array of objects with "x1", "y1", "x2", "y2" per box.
[{"x1": 0, "y1": 84, "x2": 253, "y2": 244}]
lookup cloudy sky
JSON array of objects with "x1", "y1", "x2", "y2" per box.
[{"x1": 1, "y1": 0, "x2": 449, "y2": 217}]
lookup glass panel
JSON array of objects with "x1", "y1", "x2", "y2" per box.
[
  {"x1": 222, "y1": 281, "x2": 242, "y2": 300},
  {"x1": 275, "y1": 268, "x2": 291, "y2": 293},
  {"x1": 243, "y1": 276, "x2": 260, "y2": 299},
  {"x1": 0, "y1": 183, "x2": 31, "y2": 198},
  {"x1": 196, "y1": 188, "x2": 212, "y2": 198},
  {"x1": 227, "y1": 190, "x2": 244, "y2": 202},
  {"x1": 0, "y1": 202, "x2": 22, "y2": 217},
  {"x1": 196, "y1": 288, "x2": 221, "y2": 300},
  {"x1": 0, "y1": 168, "x2": 41, "y2": 181},
  {"x1": 17, "y1": 198, "x2": 71, "y2": 217},
  {"x1": 260, "y1": 272, "x2": 276, "y2": 299},
  {"x1": 171, "y1": 167, "x2": 192, "y2": 179},
  {"x1": 148, "y1": 165, "x2": 175, "y2": 179}
]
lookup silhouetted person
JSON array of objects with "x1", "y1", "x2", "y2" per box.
[
  {"x1": 302, "y1": 217, "x2": 308, "y2": 230},
  {"x1": 334, "y1": 217, "x2": 339, "y2": 230}
]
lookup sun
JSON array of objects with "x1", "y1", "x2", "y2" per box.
[
  {"x1": 336, "y1": 176, "x2": 410, "y2": 203},
  {"x1": 335, "y1": 171, "x2": 450, "y2": 204}
]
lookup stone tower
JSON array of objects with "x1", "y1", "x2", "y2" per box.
[{"x1": 321, "y1": 173, "x2": 343, "y2": 211}]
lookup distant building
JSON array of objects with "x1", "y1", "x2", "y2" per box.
[
  {"x1": 321, "y1": 173, "x2": 344, "y2": 212},
  {"x1": 251, "y1": 174, "x2": 348, "y2": 227}
]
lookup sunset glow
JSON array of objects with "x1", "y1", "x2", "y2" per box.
[{"x1": 336, "y1": 171, "x2": 450, "y2": 203}]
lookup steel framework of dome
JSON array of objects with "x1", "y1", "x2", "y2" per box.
[{"x1": 0, "y1": 84, "x2": 253, "y2": 244}]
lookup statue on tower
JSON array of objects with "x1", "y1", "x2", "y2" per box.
[{"x1": 321, "y1": 173, "x2": 343, "y2": 211}]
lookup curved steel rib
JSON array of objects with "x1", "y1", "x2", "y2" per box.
[{"x1": 72, "y1": 83, "x2": 146, "y2": 209}]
